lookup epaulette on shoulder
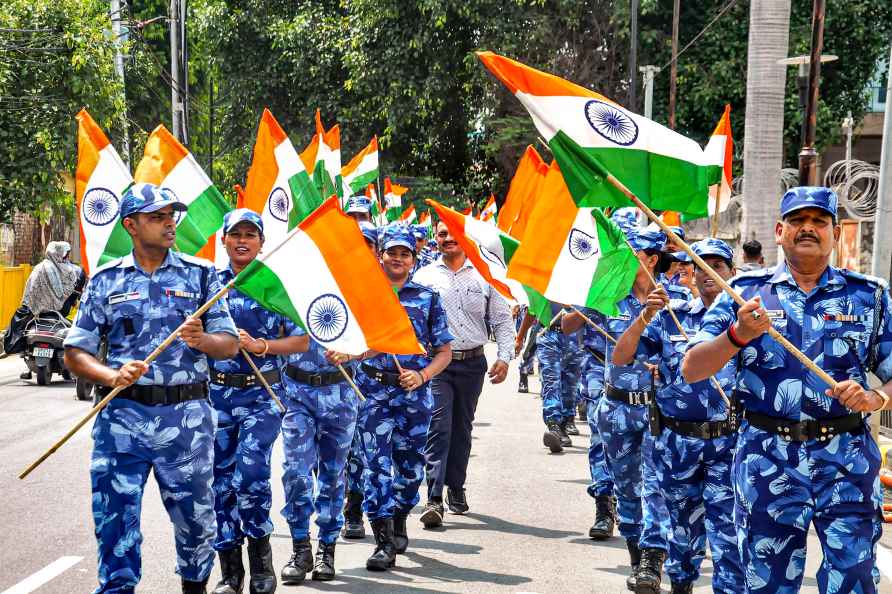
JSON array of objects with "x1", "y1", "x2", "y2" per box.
[
  {"x1": 838, "y1": 267, "x2": 889, "y2": 290},
  {"x1": 91, "y1": 257, "x2": 124, "y2": 276},
  {"x1": 730, "y1": 267, "x2": 772, "y2": 286},
  {"x1": 178, "y1": 252, "x2": 215, "y2": 269}
]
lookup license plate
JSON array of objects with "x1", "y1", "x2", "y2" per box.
[{"x1": 32, "y1": 347, "x2": 54, "y2": 358}]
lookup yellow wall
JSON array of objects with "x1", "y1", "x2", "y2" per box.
[{"x1": 0, "y1": 264, "x2": 31, "y2": 330}]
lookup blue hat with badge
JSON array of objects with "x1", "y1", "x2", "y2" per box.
[
  {"x1": 380, "y1": 223, "x2": 416, "y2": 253},
  {"x1": 780, "y1": 186, "x2": 838, "y2": 222},
  {"x1": 223, "y1": 208, "x2": 264, "y2": 234},
  {"x1": 410, "y1": 225, "x2": 429, "y2": 242},
  {"x1": 691, "y1": 237, "x2": 733, "y2": 263},
  {"x1": 627, "y1": 226, "x2": 667, "y2": 252},
  {"x1": 358, "y1": 221, "x2": 378, "y2": 245},
  {"x1": 345, "y1": 196, "x2": 372, "y2": 214},
  {"x1": 120, "y1": 182, "x2": 187, "y2": 219}
]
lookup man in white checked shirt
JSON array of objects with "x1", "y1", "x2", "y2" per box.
[{"x1": 413, "y1": 221, "x2": 516, "y2": 528}]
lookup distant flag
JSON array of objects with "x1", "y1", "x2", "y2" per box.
[
  {"x1": 342, "y1": 136, "x2": 379, "y2": 197},
  {"x1": 234, "y1": 197, "x2": 424, "y2": 356},
  {"x1": 477, "y1": 51, "x2": 722, "y2": 218},
  {"x1": 384, "y1": 177, "x2": 409, "y2": 222},
  {"x1": 417, "y1": 210, "x2": 432, "y2": 237},
  {"x1": 399, "y1": 203, "x2": 417, "y2": 223},
  {"x1": 479, "y1": 194, "x2": 498, "y2": 222},
  {"x1": 365, "y1": 184, "x2": 385, "y2": 224},
  {"x1": 75, "y1": 109, "x2": 134, "y2": 274},
  {"x1": 301, "y1": 109, "x2": 343, "y2": 199},
  {"x1": 243, "y1": 109, "x2": 321, "y2": 244}
]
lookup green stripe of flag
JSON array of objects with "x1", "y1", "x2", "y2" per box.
[
  {"x1": 233, "y1": 259, "x2": 307, "y2": 331},
  {"x1": 174, "y1": 185, "x2": 230, "y2": 255},
  {"x1": 288, "y1": 171, "x2": 324, "y2": 230},
  {"x1": 347, "y1": 169, "x2": 379, "y2": 194}
]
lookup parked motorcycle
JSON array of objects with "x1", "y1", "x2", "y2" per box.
[{"x1": 21, "y1": 311, "x2": 94, "y2": 400}]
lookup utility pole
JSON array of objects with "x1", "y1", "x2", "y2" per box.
[
  {"x1": 208, "y1": 78, "x2": 214, "y2": 179},
  {"x1": 640, "y1": 65, "x2": 661, "y2": 119},
  {"x1": 628, "y1": 0, "x2": 639, "y2": 110},
  {"x1": 797, "y1": 0, "x2": 826, "y2": 185},
  {"x1": 169, "y1": 0, "x2": 189, "y2": 144},
  {"x1": 872, "y1": 45, "x2": 892, "y2": 281},
  {"x1": 668, "y1": 0, "x2": 680, "y2": 129},
  {"x1": 110, "y1": 0, "x2": 129, "y2": 165}
]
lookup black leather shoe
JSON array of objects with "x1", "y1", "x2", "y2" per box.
[
  {"x1": 19, "y1": 371, "x2": 31, "y2": 380},
  {"x1": 366, "y1": 518, "x2": 397, "y2": 571},
  {"x1": 589, "y1": 495, "x2": 616, "y2": 540},
  {"x1": 446, "y1": 487, "x2": 469, "y2": 515},
  {"x1": 393, "y1": 512, "x2": 409, "y2": 553},
  {"x1": 246, "y1": 535, "x2": 276, "y2": 594},
  {"x1": 634, "y1": 548, "x2": 666, "y2": 594},
  {"x1": 670, "y1": 581, "x2": 694, "y2": 594},
  {"x1": 626, "y1": 540, "x2": 641, "y2": 591},
  {"x1": 183, "y1": 579, "x2": 209, "y2": 594},
  {"x1": 518, "y1": 373, "x2": 529, "y2": 393},
  {"x1": 419, "y1": 499, "x2": 444, "y2": 528},
  {"x1": 311, "y1": 542, "x2": 336, "y2": 581},
  {"x1": 563, "y1": 418, "x2": 580, "y2": 436},
  {"x1": 280, "y1": 537, "x2": 313, "y2": 585},
  {"x1": 543, "y1": 422, "x2": 564, "y2": 453},
  {"x1": 342, "y1": 490, "x2": 366, "y2": 539},
  {"x1": 213, "y1": 546, "x2": 244, "y2": 594}
]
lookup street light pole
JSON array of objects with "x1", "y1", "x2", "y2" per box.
[
  {"x1": 628, "y1": 0, "x2": 639, "y2": 111},
  {"x1": 169, "y1": 0, "x2": 188, "y2": 144},
  {"x1": 640, "y1": 65, "x2": 661, "y2": 120},
  {"x1": 798, "y1": 0, "x2": 826, "y2": 186},
  {"x1": 110, "y1": 0, "x2": 129, "y2": 166},
  {"x1": 871, "y1": 45, "x2": 892, "y2": 282}
]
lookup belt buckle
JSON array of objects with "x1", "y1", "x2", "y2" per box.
[
  {"x1": 245, "y1": 376, "x2": 256, "y2": 388},
  {"x1": 310, "y1": 375, "x2": 323, "y2": 387},
  {"x1": 698, "y1": 422, "x2": 712, "y2": 440},
  {"x1": 815, "y1": 421, "x2": 836, "y2": 443},
  {"x1": 150, "y1": 386, "x2": 166, "y2": 406},
  {"x1": 630, "y1": 391, "x2": 645, "y2": 406}
]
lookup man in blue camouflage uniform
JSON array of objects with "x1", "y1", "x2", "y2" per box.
[
  {"x1": 537, "y1": 303, "x2": 584, "y2": 452},
  {"x1": 412, "y1": 224, "x2": 438, "y2": 272},
  {"x1": 563, "y1": 226, "x2": 672, "y2": 594},
  {"x1": 354, "y1": 223, "x2": 453, "y2": 571},
  {"x1": 209, "y1": 209, "x2": 308, "y2": 594},
  {"x1": 613, "y1": 238, "x2": 743, "y2": 594},
  {"x1": 64, "y1": 183, "x2": 239, "y2": 594},
  {"x1": 685, "y1": 187, "x2": 892, "y2": 594}
]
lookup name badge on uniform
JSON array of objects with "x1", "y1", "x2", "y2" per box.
[
  {"x1": 765, "y1": 310, "x2": 786, "y2": 319},
  {"x1": 669, "y1": 334, "x2": 687, "y2": 342},
  {"x1": 823, "y1": 313, "x2": 868, "y2": 322},
  {"x1": 608, "y1": 313, "x2": 631, "y2": 321},
  {"x1": 108, "y1": 291, "x2": 141, "y2": 305},
  {"x1": 165, "y1": 289, "x2": 200, "y2": 299}
]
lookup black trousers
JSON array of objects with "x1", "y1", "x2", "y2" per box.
[{"x1": 423, "y1": 355, "x2": 488, "y2": 500}]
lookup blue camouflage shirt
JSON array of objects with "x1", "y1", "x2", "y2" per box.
[
  {"x1": 64, "y1": 250, "x2": 238, "y2": 386},
  {"x1": 362, "y1": 279, "x2": 453, "y2": 371},
  {"x1": 691, "y1": 263, "x2": 892, "y2": 421},
  {"x1": 211, "y1": 266, "x2": 300, "y2": 375},
  {"x1": 590, "y1": 294, "x2": 659, "y2": 392},
  {"x1": 638, "y1": 297, "x2": 736, "y2": 422}
]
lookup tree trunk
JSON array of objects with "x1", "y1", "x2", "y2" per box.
[{"x1": 741, "y1": 0, "x2": 791, "y2": 266}]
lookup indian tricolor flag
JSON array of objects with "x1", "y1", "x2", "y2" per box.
[
  {"x1": 479, "y1": 194, "x2": 498, "y2": 222},
  {"x1": 365, "y1": 184, "x2": 384, "y2": 223},
  {"x1": 399, "y1": 204, "x2": 417, "y2": 223},
  {"x1": 384, "y1": 177, "x2": 408, "y2": 222},
  {"x1": 506, "y1": 165, "x2": 638, "y2": 316},
  {"x1": 243, "y1": 109, "x2": 320, "y2": 242},
  {"x1": 342, "y1": 136, "x2": 379, "y2": 197},
  {"x1": 417, "y1": 210, "x2": 432, "y2": 237},
  {"x1": 498, "y1": 145, "x2": 545, "y2": 239},
  {"x1": 301, "y1": 109, "x2": 343, "y2": 199},
  {"x1": 477, "y1": 51, "x2": 722, "y2": 218},
  {"x1": 75, "y1": 109, "x2": 134, "y2": 274},
  {"x1": 134, "y1": 124, "x2": 230, "y2": 260},
  {"x1": 707, "y1": 104, "x2": 733, "y2": 218},
  {"x1": 233, "y1": 197, "x2": 424, "y2": 356}
]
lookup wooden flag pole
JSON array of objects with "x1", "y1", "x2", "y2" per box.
[
  {"x1": 570, "y1": 307, "x2": 617, "y2": 345},
  {"x1": 711, "y1": 194, "x2": 721, "y2": 238},
  {"x1": 240, "y1": 348, "x2": 286, "y2": 413},
  {"x1": 605, "y1": 172, "x2": 838, "y2": 389},
  {"x1": 337, "y1": 364, "x2": 366, "y2": 401},
  {"x1": 536, "y1": 309, "x2": 564, "y2": 339}
]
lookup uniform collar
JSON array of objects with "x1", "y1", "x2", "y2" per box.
[
  {"x1": 119, "y1": 249, "x2": 183, "y2": 273},
  {"x1": 687, "y1": 297, "x2": 706, "y2": 314},
  {"x1": 435, "y1": 256, "x2": 473, "y2": 272},
  {"x1": 768, "y1": 261, "x2": 844, "y2": 290}
]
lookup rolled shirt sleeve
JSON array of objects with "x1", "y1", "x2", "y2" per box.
[{"x1": 488, "y1": 289, "x2": 516, "y2": 362}]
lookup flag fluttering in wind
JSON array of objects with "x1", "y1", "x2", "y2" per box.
[
  {"x1": 479, "y1": 194, "x2": 498, "y2": 222},
  {"x1": 243, "y1": 109, "x2": 320, "y2": 242},
  {"x1": 233, "y1": 197, "x2": 424, "y2": 356},
  {"x1": 75, "y1": 109, "x2": 134, "y2": 274},
  {"x1": 365, "y1": 183, "x2": 385, "y2": 224},
  {"x1": 417, "y1": 210, "x2": 432, "y2": 237},
  {"x1": 506, "y1": 165, "x2": 638, "y2": 316},
  {"x1": 498, "y1": 145, "x2": 547, "y2": 240},
  {"x1": 342, "y1": 136, "x2": 379, "y2": 197},
  {"x1": 384, "y1": 177, "x2": 409, "y2": 222},
  {"x1": 301, "y1": 109, "x2": 343, "y2": 199},
  {"x1": 707, "y1": 104, "x2": 733, "y2": 218},
  {"x1": 399, "y1": 204, "x2": 417, "y2": 223},
  {"x1": 477, "y1": 51, "x2": 722, "y2": 218},
  {"x1": 134, "y1": 124, "x2": 231, "y2": 261}
]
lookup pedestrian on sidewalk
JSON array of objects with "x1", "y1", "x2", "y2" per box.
[
  {"x1": 63, "y1": 183, "x2": 240, "y2": 594},
  {"x1": 414, "y1": 220, "x2": 515, "y2": 528}
]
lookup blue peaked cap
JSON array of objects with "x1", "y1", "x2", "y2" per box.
[
  {"x1": 780, "y1": 186, "x2": 838, "y2": 222},
  {"x1": 691, "y1": 238, "x2": 733, "y2": 263},
  {"x1": 120, "y1": 182, "x2": 187, "y2": 219},
  {"x1": 223, "y1": 208, "x2": 263, "y2": 234},
  {"x1": 380, "y1": 223, "x2": 416, "y2": 253}
]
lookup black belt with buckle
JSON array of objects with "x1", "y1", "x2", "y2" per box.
[
  {"x1": 211, "y1": 368, "x2": 281, "y2": 389},
  {"x1": 605, "y1": 384, "x2": 652, "y2": 406},
  {"x1": 659, "y1": 408, "x2": 737, "y2": 440},
  {"x1": 98, "y1": 382, "x2": 208, "y2": 406},
  {"x1": 744, "y1": 410, "x2": 864, "y2": 442},
  {"x1": 452, "y1": 346, "x2": 485, "y2": 361},
  {"x1": 285, "y1": 365, "x2": 350, "y2": 387},
  {"x1": 360, "y1": 363, "x2": 402, "y2": 387}
]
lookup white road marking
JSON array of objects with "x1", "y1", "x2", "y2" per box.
[{"x1": 1, "y1": 556, "x2": 83, "y2": 594}]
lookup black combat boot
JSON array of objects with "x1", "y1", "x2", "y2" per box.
[
  {"x1": 393, "y1": 511, "x2": 409, "y2": 553},
  {"x1": 543, "y1": 421, "x2": 564, "y2": 453},
  {"x1": 342, "y1": 490, "x2": 366, "y2": 539},
  {"x1": 518, "y1": 373, "x2": 529, "y2": 393},
  {"x1": 634, "y1": 548, "x2": 666, "y2": 594},
  {"x1": 562, "y1": 417, "x2": 580, "y2": 436},
  {"x1": 182, "y1": 579, "x2": 209, "y2": 594},
  {"x1": 556, "y1": 420, "x2": 572, "y2": 447},
  {"x1": 366, "y1": 518, "x2": 397, "y2": 571},
  {"x1": 246, "y1": 535, "x2": 276, "y2": 594},
  {"x1": 625, "y1": 540, "x2": 642, "y2": 591},
  {"x1": 280, "y1": 537, "x2": 313, "y2": 585},
  {"x1": 311, "y1": 542, "x2": 336, "y2": 581},
  {"x1": 588, "y1": 495, "x2": 616, "y2": 540},
  {"x1": 212, "y1": 546, "x2": 244, "y2": 594},
  {"x1": 577, "y1": 401, "x2": 587, "y2": 422},
  {"x1": 670, "y1": 581, "x2": 694, "y2": 594}
]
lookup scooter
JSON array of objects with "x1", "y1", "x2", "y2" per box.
[{"x1": 21, "y1": 312, "x2": 93, "y2": 400}]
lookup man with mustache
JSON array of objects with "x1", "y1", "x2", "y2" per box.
[
  {"x1": 413, "y1": 220, "x2": 515, "y2": 527},
  {"x1": 684, "y1": 187, "x2": 892, "y2": 593}
]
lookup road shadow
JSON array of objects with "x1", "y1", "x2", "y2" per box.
[{"x1": 443, "y1": 512, "x2": 578, "y2": 540}]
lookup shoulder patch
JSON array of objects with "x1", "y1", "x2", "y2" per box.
[
  {"x1": 730, "y1": 267, "x2": 772, "y2": 289},
  {"x1": 837, "y1": 267, "x2": 889, "y2": 290}
]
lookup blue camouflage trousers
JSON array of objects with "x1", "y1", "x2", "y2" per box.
[
  {"x1": 586, "y1": 397, "x2": 613, "y2": 498},
  {"x1": 518, "y1": 320, "x2": 539, "y2": 376},
  {"x1": 210, "y1": 384, "x2": 283, "y2": 551},
  {"x1": 90, "y1": 398, "x2": 216, "y2": 593},
  {"x1": 345, "y1": 429, "x2": 366, "y2": 496},
  {"x1": 653, "y1": 428, "x2": 742, "y2": 591},
  {"x1": 280, "y1": 380, "x2": 358, "y2": 545},
  {"x1": 537, "y1": 330, "x2": 582, "y2": 423},
  {"x1": 356, "y1": 382, "x2": 433, "y2": 520},
  {"x1": 734, "y1": 421, "x2": 882, "y2": 594},
  {"x1": 597, "y1": 398, "x2": 668, "y2": 549}
]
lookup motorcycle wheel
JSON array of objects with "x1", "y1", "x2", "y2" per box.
[
  {"x1": 75, "y1": 377, "x2": 93, "y2": 401},
  {"x1": 35, "y1": 366, "x2": 49, "y2": 386}
]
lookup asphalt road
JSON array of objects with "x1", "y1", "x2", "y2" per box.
[{"x1": 2, "y1": 346, "x2": 892, "y2": 593}]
